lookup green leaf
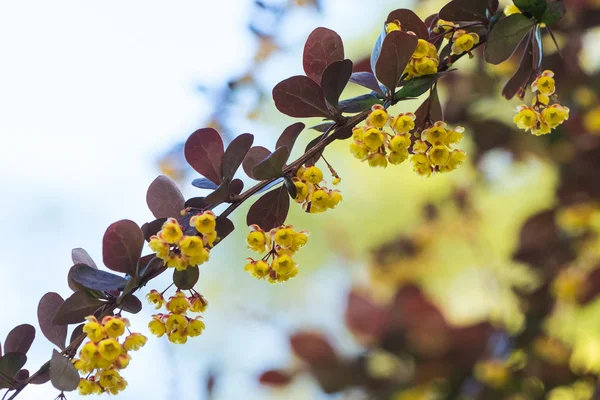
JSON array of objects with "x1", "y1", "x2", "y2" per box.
[
  {"x1": 484, "y1": 14, "x2": 536, "y2": 65},
  {"x1": 173, "y1": 267, "x2": 199, "y2": 290},
  {"x1": 53, "y1": 291, "x2": 106, "y2": 325},
  {"x1": 0, "y1": 353, "x2": 27, "y2": 388},
  {"x1": 541, "y1": 1, "x2": 565, "y2": 25},
  {"x1": 339, "y1": 94, "x2": 383, "y2": 113},
  {"x1": 394, "y1": 73, "x2": 450, "y2": 100},
  {"x1": 252, "y1": 147, "x2": 290, "y2": 180},
  {"x1": 50, "y1": 350, "x2": 79, "y2": 392},
  {"x1": 514, "y1": 0, "x2": 547, "y2": 20}
]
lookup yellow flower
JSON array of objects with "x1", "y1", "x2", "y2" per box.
[
  {"x1": 159, "y1": 218, "x2": 183, "y2": 244},
  {"x1": 474, "y1": 360, "x2": 510, "y2": 389},
  {"x1": 328, "y1": 190, "x2": 343, "y2": 208},
  {"x1": 78, "y1": 378, "x2": 96, "y2": 396},
  {"x1": 80, "y1": 341, "x2": 98, "y2": 362},
  {"x1": 123, "y1": 333, "x2": 148, "y2": 351},
  {"x1": 149, "y1": 235, "x2": 170, "y2": 259},
  {"x1": 445, "y1": 126, "x2": 464, "y2": 145},
  {"x1": 83, "y1": 317, "x2": 106, "y2": 342},
  {"x1": 99, "y1": 369, "x2": 122, "y2": 389},
  {"x1": 95, "y1": 354, "x2": 112, "y2": 370},
  {"x1": 385, "y1": 21, "x2": 401, "y2": 34},
  {"x1": 531, "y1": 70, "x2": 555, "y2": 95},
  {"x1": 292, "y1": 231, "x2": 309, "y2": 250},
  {"x1": 428, "y1": 145, "x2": 450, "y2": 166},
  {"x1": 247, "y1": 229, "x2": 269, "y2": 253},
  {"x1": 168, "y1": 329, "x2": 188, "y2": 344},
  {"x1": 254, "y1": 260, "x2": 271, "y2": 278},
  {"x1": 411, "y1": 153, "x2": 432, "y2": 177},
  {"x1": 412, "y1": 56, "x2": 438, "y2": 76},
  {"x1": 434, "y1": 19, "x2": 455, "y2": 38},
  {"x1": 73, "y1": 358, "x2": 94, "y2": 374},
  {"x1": 165, "y1": 313, "x2": 188, "y2": 333},
  {"x1": 204, "y1": 230, "x2": 217, "y2": 247},
  {"x1": 583, "y1": 106, "x2": 600, "y2": 134},
  {"x1": 363, "y1": 128, "x2": 385, "y2": 151},
  {"x1": 389, "y1": 134, "x2": 411, "y2": 152},
  {"x1": 332, "y1": 176, "x2": 341, "y2": 185},
  {"x1": 570, "y1": 335, "x2": 600, "y2": 375},
  {"x1": 513, "y1": 105, "x2": 539, "y2": 131},
  {"x1": 311, "y1": 189, "x2": 330, "y2": 210},
  {"x1": 552, "y1": 268, "x2": 586, "y2": 303},
  {"x1": 451, "y1": 30, "x2": 479, "y2": 54},
  {"x1": 189, "y1": 294, "x2": 208, "y2": 313},
  {"x1": 391, "y1": 113, "x2": 415, "y2": 134},
  {"x1": 534, "y1": 93, "x2": 550, "y2": 106},
  {"x1": 166, "y1": 292, "x2": 190, "y2": 314},
  {"x1": 98, "y1": 338, "x2": 122, "y2": 362},
  {"x1": 352, "y1": 127, "x2": 365, "y2": 141},
  {"x1": 146, "y1": 289, "x2": 164, "y2": 310},
  {"x1": 113, "y1": 353, "x2": 131, "y2": 369},
  {"x1": 349, "y1": 141, "x2": 368, "y2": 160},
  {"x1": 439, "y1": 149, "x2": 467, "y2": 173},
  {"x1": 294, "y1": 180, "x2": 310, "y2": 202},
  {"x1": 412, "y1": 140, "x2": 429, "y2": 154},
  {"x1": 274, "y1": 227, "x2": 295, "y2": 248},
  {"x1": 531, "y1": 121, "x2": 552, "y2": 136},
  {"x1": 188, "y1": 248, "x2": 210, "y2": 266},
  {"x1": 179, "y1": 235, "x2": 205, "y2": 257},
  {"x1": 413, "y1": 39, "x2": 432, "y2": 59},
  {"x1": 388, "y1": 150, "x2": 409, "y2": 165},
  {"x1": 105, "y1": 376, "x2": 127, "y2": 395},
  {"x1": 167, "y1": 253, "x2": 187, "y2": 270},
  {"x1": 368, "y1": 153, "x2": 388, "y2": 168},
  {"x1": 423, "y1": 121, "x2": 447, "y2": 144},
  {"x1": 504, "y1": 4, "x2": 521, "y2": 15},
  {"x1": 303, "y1": 166, "x2": 324, "y2": 184},
  {"x1": 102, "y1": 316, "x2": 128, "y2": 338},
  {"x1": 541, "y1": 104, "x2": 569, "y2": 128},
  {"x1": 191, "y1": 211, "x2": 216, "y2": 234},
  {"x1": 368, "y1": 108, "x2": 388, "y2": 128},
  {"x1": 187, "y1": 318, "x2": 206, "y2": 337},
  {"x1": 272, "y1": 254, "x2": 296, "y2": 276},
  {"x1": 148, "y1": 316, "x2": 166, "y2": 337}
]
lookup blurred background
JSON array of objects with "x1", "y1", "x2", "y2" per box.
[{"x1": 1, "y1": 0, "x2": 600, "y2": 399}]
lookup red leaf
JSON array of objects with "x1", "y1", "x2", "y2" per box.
[
  {"x1": 320, "y1": 59, "x2": 353, "y2": 110},
  {"x1": 387, "y1": 9, "x2": 429, "y2": 39},
  {"x1": 259, "y1": 370, "x2": 294, "y2": 386},
  {"x1": 272, "y1": 76, "x2": 331, "y2": 118},
  {"x1": 221, "y1": 133, "x2": 254, "y2": 180},
  {"x1": 345, "y1": 290, "x2": 390, "y2": 339},
  {"x1": 102, "y1": 219, "x2": 144, "y2": 276},
  {"x1": 37, "y1": 293, "x2": 67, "y2": 350},
  {"x1": 375, "y1": 31, "x2": 418, "y2": 93},
  {"x1": 71, "y1": 248, "x2": 97, "y2": 269},
  {"x1": 243, "y1": 146, "x2": 271, "y2": 180},
  {"x1": 276, "y1": 122, "x2": 305, "y2": 154},
  {"x1": 303, "y1": 27, "x2": 344, "y2": 83},
  {"x1": 184, "y1": 128, "x2": 225, "y2": 185},
  {"x1": 290, "y1": 332, "x2": 337, "y2": 365},
  {"x1": 252, "y1": 147, "x2": 290, "y2": 180},
  {"x1": 4, "y1": 325, "x2": 35, "y2": 355},
  {"x1": 349, "y1": 72, "x2": 384, "y2": 95},
  {"x1": 502, "y1": 32, "x2": 534, "y2": 99},
  {"x1": 146, "y1": 175, "x2": 185, "y2": 219},
  {"x1": 439, "y1": 0, "x2": 490, "y2": 22},
  {"x1": 246, "y1": 186, "x2": 290, "y2": 231}
]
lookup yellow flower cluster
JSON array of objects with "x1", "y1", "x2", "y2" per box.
[
  {"x1": 74, "y1": 316, "x2": 147, "y2": 395},
  {"x1": 293, "y1": 166, "x2": 342, "y2": 214},
  {"x1": 431, "y1": 19, "x2": 456, "y2": 39},
  {"x1": 405, "y1": 38, "x2": 440, "y2": 79},
  {"x1": 149, "y1": 212, "x2": 217, "y2": 271},
  {"x1": 411, "y1": 121, "x2": 466, "y2": 177},
  {"x1": 350, "y1": 106, "x2": 415, "y2": 168},
  {"x1": 513, "y1": 70, "x2": 570, "y2": 136},
  {"x1": 244, "y1": 224, "x2": 309, "y2": 283},
  {"x1": 146, "y1": 290, "x2": 207, "y2": 344},
  {"x1": 451, "y1": 29, "x2": 479, "y2": 55}
]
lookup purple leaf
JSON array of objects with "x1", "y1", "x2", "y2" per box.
[
  {"x1": 184, "y1": 128, "x2": 224, "y2": 185},
  {"x1": 272, "y1": 76, "x2": 331, "y2": 118},
  {"x1": 192, "y1": 178, "x2": 219, "y2": 190},
  {"x1": 141, "y1": 218, "x2": 167, "y2": 242},
  {"x1": 246, "y1": 186, "x2": 290, "y2": 231},
  {"x1": 221, "y1": 133, "x2": 254, "y2": 180},
  {"x1": 252, "y1": 147, "x2": 290, "y2": 180},
  {"x1": 349, "y1": 72, "x2": 384, "y2": 95},
  {"x1": 386, "y1": 9, "x2": 429, "y2": 39},
  {"x1": 309, "y1": 122, "x2": 335, "y2": 132},
  {"x1": 276, "y1": 122, "x2": 305, "y2": 154},
  {"x1": 243, "y1": 146, "x2": 271, "y2": 180},
  {"x1": 102, "y1": 219, "x2": 144, "y2": 276},
  {"x1": 53, "y1": 291, "x2": 106, "y2": 325},
  {"x1": 215, "y1": 216, "x2": 235, "y2": 244},
  {"x1": 375, "y1": 30, "x2": 418, "y2": 92},
  {"x1": 414, "y1": 88, "x2": 443, "y2": 131},
  {"x1": 439, "y1": 0, "x2": 490, "y2": 22},
  {"x1": 71, "y1": 248, "x2": 97, "y2": 270},
  {"x1": 204, "y1": 178, "x2": 232, "y2": 205},
  {"x1": 229, "y1": 179, "x2": 244, "y2": 196},
  {"x1": 37, "y1": 293, "x2": 67, "y2": 350},
  {"x1": 303, "y1": 27, "x2": 344, "y2": 83},
  {"x1": 119, "y1": 295, "x2": 142, "y2": 314},
  {"x1": 50, "y1": 349, "x2": 79, "y2": 392},
  {"x1": 502, "y1": 33, "x2": 534, "y2": 99},
  {"x1": 146, "y1": 175, "x2": 185, "y2": 219},
  {"x1": 4, "y1": 325, "x2": 35, "y2": 355},
  {"x1": 320, "y1": 59, "x2": 353, "y2": 110},
  {"x1": 69, "y1": 264, "x2": 128, "y2": 292}
]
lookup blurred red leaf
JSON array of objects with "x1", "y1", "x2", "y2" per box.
[
  {"x1": 259, "y1": 369, "x2": 294, "y2": 386},
  {"x1": 345, "y1": 290, "x2": 390, "y2": 340},
  {"x1": 290, "y1": 332, "x2": 337, "y2": 366}
]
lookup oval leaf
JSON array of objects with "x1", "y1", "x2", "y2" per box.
[
  {"x1": 140, "y1": 257, "x2": 168, "y2": 282},
  {"x1": 70, "y1": 264, "x2": 128, "y2": 292},
  {"x1": 119, "y1": 295, "x2": 142, "y2": 314},
  {"x1": 191, "y1": 178, "x2": 219, "y2": 190},
  {"x1": 215, "y1": 216, "x2": 235, "y2": 244},
  {"x1": 395, "y1": 72, "x2": 449, "y2": 100},
  {"x1": 102, "y1": 219, "x2": 144, "y2": 276},
  {"x1": 283, "y1": 176, "x2": 297, "y2": 199},
  {"x1": 0, "y1": 353, "x2": 27, "y2": 388},
  {"x1": 146, "y1": 175, "x2": 185, "y2": 219},
  {"x1": 173, "y1": 267, "x2": 199, "y2": 290},
  {"x1": 243, "y1": 146, "x2": 272, "y2": 180},
  {"x1": 38, "y1": 293, "x2": 67, "y2": 350},
  {"x1": 339, "y1": 93, "x2": 383, "y2": 113},
  {"x1": 439, "y1": 0, "x2": 490, "y2": 22},
  {"x1": 484, "y1": 14, "x2": 536, "y2": 65},
  {"x1": 71, "y1": 248, "x2": 97, "y2": 269},
  {"x1": 303, "y1": 27, "x2": 344, "y2": 83},
  {"x1": 69, "y1": 325, "x2": 84, "y2": 346},
  {"x1": 4, "y1": 325, "x2": 35, "y2": 355},
  {"x1": 349, "y1": 72, "x2": 384, "y2": 95},
  {"x1": 502, "y1": 35, "x2": 534, "y2": 99},
  {"x1": 221, "y1": 133, "x2": 254, "y2": 181},
  {"x1": 229, "y1": 178, "x2": 244, "y2": 196},
  {"x1": 414, "y1": 88, "x2": 444, "y2": 131},
  {"x1": 53, "y1": 291, "x2": 106, "y2": 325},
  {"x1": 246, "y1": 186, "x2": 290, "y2": 231},
  {"x1": 541, "y1": 1, "x2": 565, "y2": 25},
  {"x1": 375, "y1": 30, "x2": 418, "y2": 93},
  {"x1": 30, "y1": 362, "x2": 50, "y2": 385},
  {"x1": 272, "y1": 76, "x2": 331, "y2": 118},
  {"x1": 320, "y1": 59, "x2": 353, "y2": 110},
  {"x1": 514, "y1": 0, "x2": 547, "y2": 20},
  {"x1": 50, "y1": 350, "x2": 79, "y2": 392},
  {"x1": 184, "y1": 128, "x2": 224, "y2": 185},
  {"x1": 290, "y1": 332, "x2": 337, "y2": 366},
  {"x1": 252, "y1": 147, "x2": 290, "y2": 180},
  {"x1": 386, "y1": 9, "x2": 429, "y2": 39},
  {"x1": 276, "y1": 122, "x2": 306, "y2": 154},
  {"x1": 259, "y1": 370, "x2": 294, "y2": 387},
  {"x1": 204, "y1": 177, "x2": 232, "y2": 205}
]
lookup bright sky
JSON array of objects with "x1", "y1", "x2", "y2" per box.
[{"x1": 0, "y1": 1, "x2": 403, "y2": 399}]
